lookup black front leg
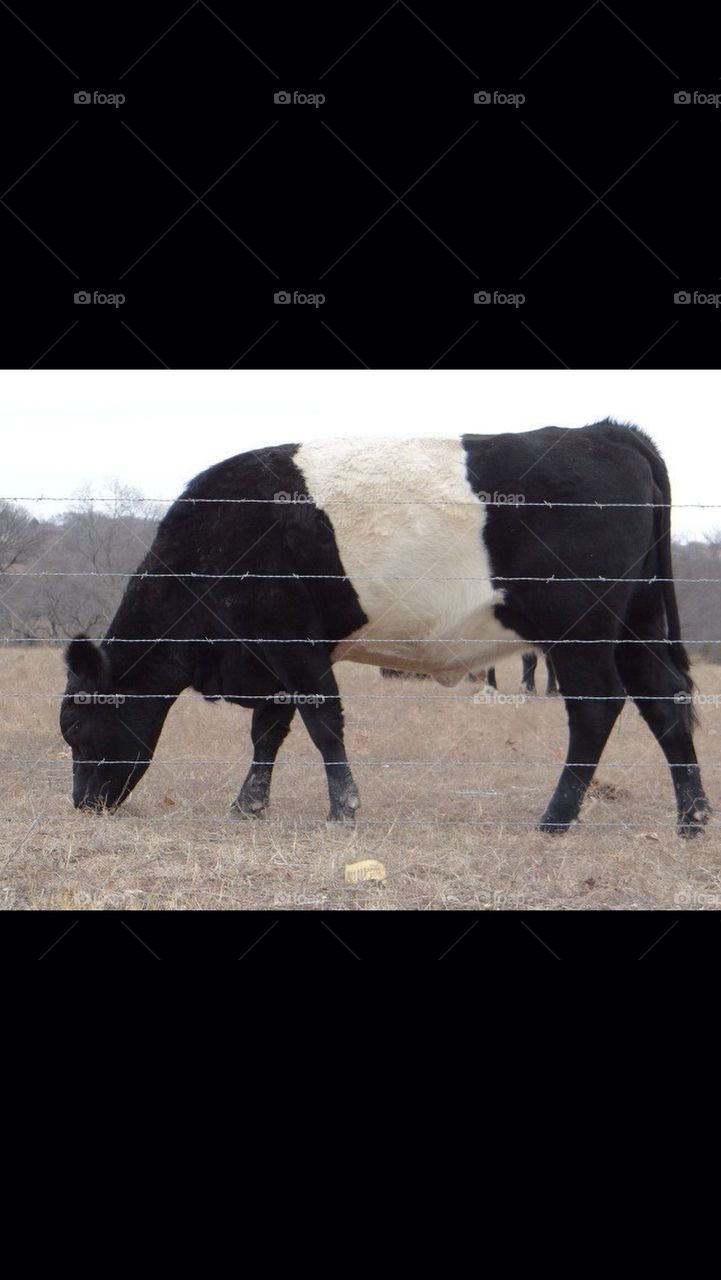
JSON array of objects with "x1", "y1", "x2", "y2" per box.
[
  {"x1": 262, "y1": 650, "x2": 360, "y2": 824},
  {"x1": 232, "y1": 698, "x2": 295, "y2": 818}
]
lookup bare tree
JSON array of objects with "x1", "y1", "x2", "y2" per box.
[
  {"x1": 672, "y1": 533, "x2": 721, "y2": 664},
  {"x1": 0, "y1": 482, "x2": 163, "y2": 640},
  {"x1": 0, "y1": 502, "x2": 45, "y2": 573}
]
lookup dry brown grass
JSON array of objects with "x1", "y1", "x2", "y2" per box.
[{"x1": 2, "y1": 648, "x2": 721, "y2": 911}]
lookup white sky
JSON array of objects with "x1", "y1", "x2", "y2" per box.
[{"x1": 1, "y1": 369, "x2": 719, "y2": 539}]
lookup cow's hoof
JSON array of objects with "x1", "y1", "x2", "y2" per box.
[
  {"x1": 678, "y1": 822, "x2": 704, "y2": 839},
  {"x1": 327, "y1": 786, "x2": 360, "y2": 826},
  {"x1": 230, "y1": 797, "x2": 267, "y2": 819},
  {"x1": 538, "y1": 817, "x2": 571, "y2": 835},
  {"x1": 678, "y1": 817, "x2": 708, "y2": 839},
  {"x1": 326, "y1": 811, "x2": 357, "y2": 828},
  {"x1": 693, "y1": 798, "x2": 712, "y2": 824},
  {"x1": 678, "y1": 797, "x2": 712, "y2": 837}
]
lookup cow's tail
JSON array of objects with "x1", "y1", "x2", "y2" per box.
[{"x1": 638, "y1": 430, "x2": 697, "y2": 728}]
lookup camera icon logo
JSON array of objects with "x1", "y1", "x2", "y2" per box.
[
  {"x1": 74, "y1": 291, "x2": 92, "y2": 304},
  {"x1": 274, "y1": 291, "x2": 291, "y2": 304},
  {"x1": 474, "y1": 291, "x2": 492, "y2": 305},
  {"x1": 674, "y1": 91, "x2": 692, "y2": 104},
  {"x1": 674, "y1": 291, "x2": 691, "y2": 305},
  {"x1": 74, "y1": 90, "x2": 92, "y2": 104},
  {"x1": 474, "y1": 91, "x2": 492, "y2": 104},
  {"x1": 274, "y1": 91, "x2": 292, "y2": 104}
]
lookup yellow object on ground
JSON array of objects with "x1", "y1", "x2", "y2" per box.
[{"x1": 344, "y1": 859, "x2": 387, "y2": 884}]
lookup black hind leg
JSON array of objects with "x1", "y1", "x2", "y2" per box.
[
  {"x1": 521, "y1": 653, "x2": 537, "y2": 693},
  {"x1": 615, "y1": 644, "x2": 710, "y2": 837},
  {"x1": 538, "y1": 650, "x2": 624, "y2": 833},
  {"x1": 232, "y1": 698, "x2": 295, "y2": 818}
]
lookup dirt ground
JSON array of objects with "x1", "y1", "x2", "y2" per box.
[{"x1": 2, "y1": 648, "x2": 721, "y2": 911}]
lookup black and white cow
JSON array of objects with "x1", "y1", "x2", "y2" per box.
[{"x1": 60, "y1": 421, "x2": 710, "y2": 835}]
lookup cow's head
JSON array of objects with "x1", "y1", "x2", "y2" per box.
[{"x1": 60, "y1": 635, "x2": 156, "y2": 810}]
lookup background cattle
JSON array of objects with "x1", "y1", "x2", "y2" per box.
[
  {"x1": 381, "y1": 654, "x2": 557, "y2": 693},
  {"x1": 486, "y1": 653, "x2": 557, "y2": 695}
]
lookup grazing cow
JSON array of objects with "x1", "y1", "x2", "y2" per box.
[
  {"x1": 485, "y1": 653, "x2": 557, "y2": 694},
  {"x1": 381, "y1": 654, "x2": 557, "y2": 693},
  {"x1": 522, "y1": 653, "x2": 557, "y2": 695},
  {"x1": 60, "y1": 422, "x2": 710, "y2": 835}
]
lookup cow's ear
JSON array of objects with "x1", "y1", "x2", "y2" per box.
[{"x1": 64, "y1": 635, "x2": 110, "y2": 689}]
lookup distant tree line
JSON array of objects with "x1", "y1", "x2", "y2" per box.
[
  {"x1": 0, "y1": 486, "x2": 163, "y2": 640},
  {"x1": 1, "y1": 491, "x2": 721, "y2": 661},
  {"x1": 671, "y1": 538, "x2": 721, "y2": 664}
]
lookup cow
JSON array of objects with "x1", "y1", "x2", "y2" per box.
[
  {"x1": 381, "y1": 654, "x2": 557, "y2": 693},
  {"x1": 486, "y1": 653, "x2": 557, "y2": 694},
  {"x1": 521, "y1": 653, "x2": 557, "y2": 696},
  {"x1": 60, "y1": 422, "x2": 711, "y2": 835}
]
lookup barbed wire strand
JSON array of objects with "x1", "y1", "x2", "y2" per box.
[
  {"x1": 4, "y1": 495, "x2": 721, "y2": 508},
  {"x1": 0, "y1": 691, "x2": 709, "y2": 702},
  {"x1": 4, "y1": 636, "x2": 721, "y2": 645},
  {"x1": 6, "y1": 757, "x2": 718, "y2": 767},
  {"x1": 5, "y1": 810, "x2": 711, "y2": 831},
  {"x1": 2, "y1": 571, "x2": 721, "y2": 582}
]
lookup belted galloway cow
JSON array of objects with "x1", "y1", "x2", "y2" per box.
[{"x1": 60, "y1": 421, "x2": 710, "y2": 835}]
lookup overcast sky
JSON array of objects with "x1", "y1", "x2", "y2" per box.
[{"x1": 1, "y1": 370, "x2": 719, "y2": 539}]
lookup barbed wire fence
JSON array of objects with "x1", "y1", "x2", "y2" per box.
[{"x1": 2, "y1": 493, "x2": 721, "y2": 834}]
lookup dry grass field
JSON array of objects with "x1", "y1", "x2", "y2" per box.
[{"x1": 2, "y1": 647, "x2": 721, "y2": 911}]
